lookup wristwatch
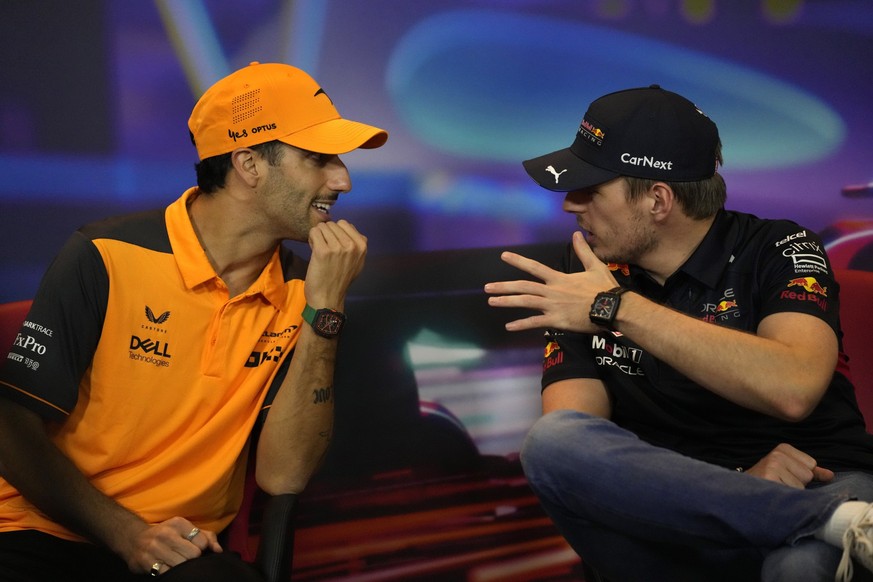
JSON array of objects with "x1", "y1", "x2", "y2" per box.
[
  {"x1": 301, "y1": 304, "x2": 346, "y2": 338},
  {"x1": 589, "y1": 286, "x2": 630, "y2": 329}
]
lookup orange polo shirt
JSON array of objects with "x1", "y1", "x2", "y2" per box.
[{"x1": 0, "y1": 187, "x2": 307, "y2": 541}]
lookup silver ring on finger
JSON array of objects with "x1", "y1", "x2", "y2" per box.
[
  {"x1": 185, "y1": 527, "x2": 200, "y2": 541},
  {"x1": 150, "y1": 561, "x2": 163, "y2": 577}
]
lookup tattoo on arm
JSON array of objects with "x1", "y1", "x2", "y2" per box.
[{"x1": 312, "y1": 385, "x2": 333, "y2": 405}]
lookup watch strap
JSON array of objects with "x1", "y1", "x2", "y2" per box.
[{"x1": 301, "y1": 303, "x2": 317, "y2": 326}]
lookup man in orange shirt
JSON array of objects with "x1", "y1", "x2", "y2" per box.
[{"x1": 0, "y1": 62, "x2": 386, "y2": 581}]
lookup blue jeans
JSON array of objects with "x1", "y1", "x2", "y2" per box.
[{"x1": 521, "y1": 410, "x2": 873, "y2": 582}]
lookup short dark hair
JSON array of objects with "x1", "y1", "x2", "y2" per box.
[
  {"x1": 191, "y1": 137, "x2": 287, "y2": 193},
  {"x1": 624, "y1": 142, "x2": 726, "y2": 220}
]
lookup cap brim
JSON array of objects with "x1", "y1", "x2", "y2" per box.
[
  {"x1": 522, "y1": 147, "x2": 618, "y2": 192},
  {"x1": 279, "y1": 118, "x2": 388, "y2": 154}
]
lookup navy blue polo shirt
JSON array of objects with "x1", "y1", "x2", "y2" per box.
[{"x1": 542, "y1": 209, "x2": 873, "y2": 472}]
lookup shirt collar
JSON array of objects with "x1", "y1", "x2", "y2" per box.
[
  {"x1": 243, "y1": 248, "x2": 288, "y2": 308},
  {"x1": 166, "y1": 188, "x2": 287, "y2": 307},
  {"x1": 675, "y1": 209, "x2": 738, "y2": 289}
]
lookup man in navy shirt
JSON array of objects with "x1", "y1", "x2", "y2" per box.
[{"x1": 486, "y1": 85, "x2": 873, "y2": 581}]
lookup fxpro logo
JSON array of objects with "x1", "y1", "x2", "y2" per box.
[
  {"x1": 13, "y1": 333, "x2": 47, "y2": 355},
  {"x1": 621, "y1": 153, "x2": 674, "y2": 171}
]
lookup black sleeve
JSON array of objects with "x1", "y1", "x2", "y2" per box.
[
  {"x1": 757, "y1": 225, "x2": 840, "y2": 332},
  {"x1": 0, "y1": 231, "x2": 108, "y2": 421}
]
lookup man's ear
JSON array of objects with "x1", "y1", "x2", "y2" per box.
[
  {"x1": 229, "y1": 148, "x2": 260, "y2": 189},
  {"x1": 649, "y1": 182, "x2": 675, "y2": 222}
]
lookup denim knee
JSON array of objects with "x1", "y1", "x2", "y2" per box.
[
  {"x1": 520, "y1": 409, "x2": 604, "y2": 498},
  {"x1": 521, "y1": 410, "x2": 573, "y2": 479},
  {"x1": 761, "y1": 539, "x2": 839, "y2": 582}
]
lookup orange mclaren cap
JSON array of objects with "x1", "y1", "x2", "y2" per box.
[{"x1": 188, "y1": 62, "x2": 388, "y2": 160}]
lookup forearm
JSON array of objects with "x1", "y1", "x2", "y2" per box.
[
  {"x1": 255, "y1": 219, "x2": 366, "y2": 493},
  {"x1": 0, "y1": 399, "x2": 148, "y2": 553},
  {"x1": 255, "y1": 326, "x2": 337, "y2": 495},
  {"x1": 613, "y1": 292, "x2": 837, "y2": 420}
]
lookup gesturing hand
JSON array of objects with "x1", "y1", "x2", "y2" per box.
[
  {"x1": 485, "y1": 232, "x2": 618, "y2": 332},
  {"x1": 304, "y1": 220, "x2": 367, "y2": 309},
  {"x1": 744, "y1": 443, "x2": 834, "y2": 489}
]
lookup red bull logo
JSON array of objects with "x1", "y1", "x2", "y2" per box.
[
  {"x1": 787, "y1": 277, "x2": 828, "y2": 297},
  {"x1": 781, "y1": 278, "x2": 829, "y2": 311},
  {"x1": 715, "y1": 300, "x2": 738, "y2": 313},
  {"x1": 581, "y1": 119, "x2": 605, "y2": 138},
  {"x1": 543, "y1": 341, "x2": 563, "y2": 371},
  {"x1": 543, "y1": 341, "x2": 560, "y2": 358},
  {"x1": 607, "y1": 263, "x2": 631, "y2": 276},
  {"x1": 580, "y1": 119, "x2": 606, "y2": 147}
]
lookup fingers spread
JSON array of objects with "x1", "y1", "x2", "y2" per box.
[{"x1": 498, "y1": 252, "x2": 556, "y2": 283}]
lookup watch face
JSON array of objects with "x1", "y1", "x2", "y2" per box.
[
  {"x1": 591, "y1": 295, "x2": 617, "y2": 319},
  {"x1": 315, "y1": 311, "x2": 344, "y2": 336}
]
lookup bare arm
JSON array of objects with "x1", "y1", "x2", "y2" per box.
[
  {"x1": 255, "y1": 219, "x2": 366, "y2": 494},
  {"x1": 0, "y1": 398, "x2": 220, "y2": 574},
  {"x1": 612, "y1": 294, "x2": 836, "y2": 421},
  {"x1": 541, "y1": 378, "x2": 612, "y2": 418},
  {"x1": 486, "y1": 231, "x2": 837, "y2": 421}
]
